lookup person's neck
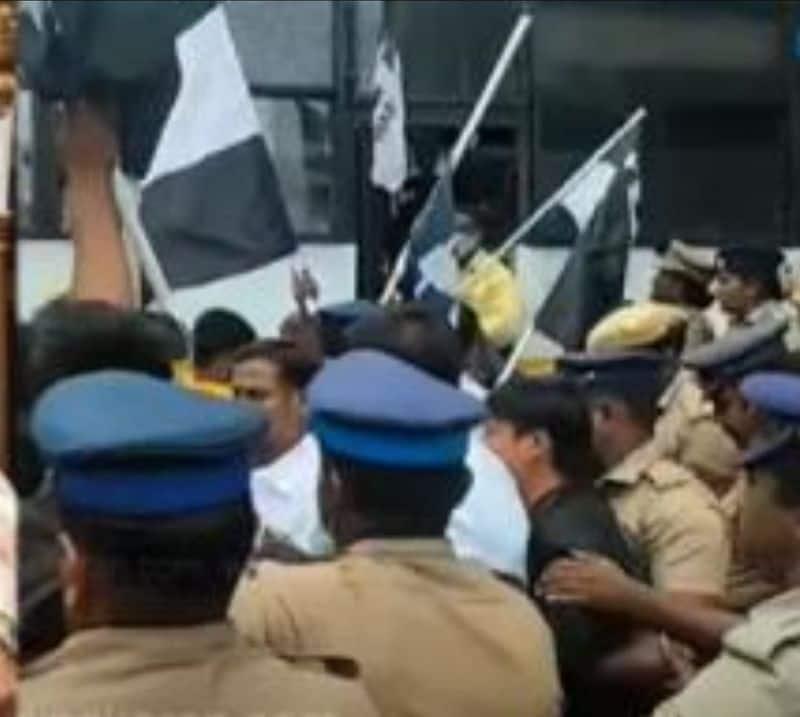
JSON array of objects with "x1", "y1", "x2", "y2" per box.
[
  {"x1": 70, "y1": 602, "x2": 226, "y2": 632},
  {"x1": 519, "y1": 464, "x2": 565, "y2": 509},
  {"x1": 604, "y1": 428, "x2": 651, "y2": 470}
]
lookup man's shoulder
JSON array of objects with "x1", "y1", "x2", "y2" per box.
[
  {"x1": 724, "y1": 589, "x2": 800, "y2": 668},
  {"x1": 21, "y1": 637, "x2": 378, "y2": 717},
  {"x1": 653, "y1": 591, "x2": 800, "y2": 717}
]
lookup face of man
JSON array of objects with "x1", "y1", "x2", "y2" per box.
[
  {"x1": 232, "y1": 358, "x2": 303, "y2": 460},
  {"x1": 484, "y1": 418, "x2": 529, "y2": 482},
  {"x1": 739, "y1": 470, "x2": 800, "y2": 585},
  {"x1": 651, "y1": 270, "x2": 686, "y2": 306},
  {"x1": 714, "y1": 269, "x2": 756, "y2": 318},
  {"x1": 700, "y1": 377, "x2": 762, "y2": 448}
]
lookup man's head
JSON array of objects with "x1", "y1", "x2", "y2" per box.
[
  {"x1": 486, "y1": 377, "x2": 600, "y2": 505},
  {"x1": 31, "y1": 371, "x2": 263, "y2": 629},
  {"x1": 25, "y1": 299, "x2": 177, "y2": 404},
  {"x1": 231, "y1": 339, "x2": 318, "y2": 461},
  {"x1": 714, "y1": 246, "x2": 785, "y2": 320},
  {"x1": 650, "y1": 240, "x2": 715, "y2": 309},
  {"x1": 738, "y1": 373, "x2": 800, "y2": 586},
  {"x1": 193, "y1": 309, "x2": 256, "y2": 382},
  {"x1": 683, "y1": 319, "x2": 788, "y2": 446},
  {"x1": 307, "y1": 350, "x2": 483, "y2": 545},
  {"x1": 346, "y1": 302, "x2": 464, "y2": 385},
  {"x1": 560, "y1": 352, "x2": 670, "y2": 469}
]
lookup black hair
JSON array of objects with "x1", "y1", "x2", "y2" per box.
[
  {"x1": 25, "y1": 300, "x2": 176, "y2": 403},
  {"x1": 488, "y1": 376, "x2": 603, "y2": 486},
  {"x1": 193, "y1": 309, "x2": 256, "y2": 370},
  {"x1": 142, "y1": 311, "x2": 189, "y2": 362},
  {"x1": 61, "y1": 499, "x2": 255, "y2": 619},
  {"x1": 327, "y1": 454, "x2": 470, "y2": 539},
  {"x1": 346, "y1": 302, "x2": 464, "y2": 385},
  {"x1": 232, "y1": 338, "x2": 320, "y2": 391},
  {"x1": 583, "y1": 373, "x2": 666, "y2": 429}
]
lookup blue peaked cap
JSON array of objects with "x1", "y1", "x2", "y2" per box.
[
  {"x1": 308, "y1": 350, "x2": 485, "y2": 468},
  {"x1": 683, "y1": 318, "x2": 787, "y2": 380},
  {"x1": 740, "y1": 372, "x2": 800, "y2": 468},
  {"x1": 31, "y1": 371, "x2": 264, "y2": 516}
]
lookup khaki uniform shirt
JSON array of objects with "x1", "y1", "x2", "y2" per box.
[
  {"x1": 20, "y1": 622, "x2": 378, "y2": 717},
  {"x1": 230, "y1": 539, "x2": 562, "y2": 717},
  {"x1": 599, "y1": 441, "x2": 731, "y2": 596},
  {"x1": 721, "y1": 480, "x2": 782, "y2": 611},
  {"x1": 653, "y1": 588, "x2": 800, "y2": 716},
  {"x1": 655, "y1": 370, "x2": 712, "y2": 461}
]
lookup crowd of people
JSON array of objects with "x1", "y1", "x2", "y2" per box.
[{"x1": 8, "y1": 103, "x2": 800, "y2": 717}]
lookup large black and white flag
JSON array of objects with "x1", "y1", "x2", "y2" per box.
[
  {"x1": 22, "y1": 1, "x2": 300, "y2": 332},
  {"x1": 535, "y1": 122, "x2": 641, "y2": 350}
]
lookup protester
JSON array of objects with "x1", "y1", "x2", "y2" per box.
[
  {"x1": 487, "y1": 377, "x2": 682, "y2": 716},
  {"x1": 652, "y1": 371, "x2": 800, "y2": 716},
  {"x1": 230, "y1": 350, "x2": 562, "y2": 717},
  {"x1": 229, "y1": 339, "x2": 328, "y2": 555},
  {"x1": 193, "y1": 308, "x2": 256, "y2": 383},
  {"x1": 21, "y1": 371, "x2": 377, "y2": 717}
]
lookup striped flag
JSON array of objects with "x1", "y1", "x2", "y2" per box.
[
  {"x1": 534, "y1": 121, "x2": 642, "y2": 350},
  {"x1": 22, "y1": 1, "x2": 299, "y2": 333},
  {"x1": 119, "y1": 4, "x2": 297, "y2": 301}
]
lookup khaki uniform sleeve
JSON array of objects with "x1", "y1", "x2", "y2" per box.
[
  {"x1": 643, "y1": 480, "x2": 731, "y2": 596},
  {"x1": 228, "y1": 562, "x2": 301, "y2": 651},
  {"x1": 652, "y1": 648, "x2": 796, "y2": 717}
]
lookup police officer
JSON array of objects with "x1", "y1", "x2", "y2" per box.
[
  {"x1": 683, "y1": 317, "x2": 789, "y2": 448},
  {"x1": 714, "y1": 245, "x2": 800, "y2": 349},
  {"x1": 653, "y1": 371, "x2": 800, "y2": 716},
  {"x1": 230, "y1": 349, "x2": 563, "y2": 717},
  {"x1": 21, "y1": 371, "x2": 377, "y2": 717},
  {"x1": 558, "y1": 351, "x2": 730, "y2": 604},
  {"x1": 585, "y1": 301, "x2": 711, "y2": 460}
]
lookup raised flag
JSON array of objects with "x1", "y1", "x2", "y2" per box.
[
  {"x1": 534, "y1": 121, "x2": 642, "y2": 350},
  {"x1": 21, "y1": 1, "x2": 299, "y2": 332}
]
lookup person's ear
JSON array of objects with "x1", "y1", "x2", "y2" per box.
[
  {"x1": 58, "y1": 532, "x2": 88, "y2": 624},
  {"x1": 519, "y1": 430, "x2": 550, "y2": 463}
]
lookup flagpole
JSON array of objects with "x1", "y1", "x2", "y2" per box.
[
  {"x1": 495, "y1": 323, "x2": 535, "y2": 387},
  {"x1": 486, "y1": 106, "x2": 647, "y2": 267},
  {"x1": 379, "y1": 12, "x2": 534, "y2": 304},
  {"x1": 112, "y1": 171, "x2": 174, "y2": 311}
]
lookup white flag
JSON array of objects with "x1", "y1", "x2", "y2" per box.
[{"x1": 370, "y1": 37, "x2": 407, "y2": 194}]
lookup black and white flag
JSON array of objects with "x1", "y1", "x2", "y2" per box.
[
  {"x1": 535, "y1": 122, "x2": 642, "y2": 350},
  {"x1": 22, "y1": 1, "x2": 300, "y2": 332}
]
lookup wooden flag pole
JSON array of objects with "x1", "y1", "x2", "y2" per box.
[{"x1": 379, "y1": 12, "x2": 534, "y2": 304}]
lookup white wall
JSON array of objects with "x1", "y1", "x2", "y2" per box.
[{"x1": 19, "y1": 239, "x2": 800, "y2": 345}]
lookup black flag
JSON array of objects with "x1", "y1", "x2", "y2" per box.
[{"x1": 535, "y1": 123, "x2": 641, "y2": 350}]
